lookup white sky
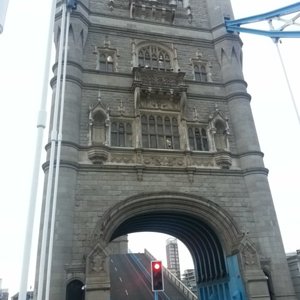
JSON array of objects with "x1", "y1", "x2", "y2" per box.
[{"x1": 0, "y1": 0, "x2": 299, "y2": 296}]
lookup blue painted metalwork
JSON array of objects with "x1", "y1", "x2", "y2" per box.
[
  {"x1": 199, "y1": 280, "x2": 231, "y2": 300},
  {"x1": 227, "y1": 255, "x2": 247, "y2": 300},
  {"x1": 225, "y1": 26, "x2": 300, "y2": 39},
  {"x1": 225, "y1": 2, "x2": 300, "y2": 39},
  {"x1": 198, "y1": 255, "x2": 247, "y2": 300}
]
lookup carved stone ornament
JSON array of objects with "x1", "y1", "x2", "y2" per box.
[
  {"x1": 87, "y1": 146, "x2": 109, "y2": 164},
  {"x1": 128, "y1": 0, "x2": 177, "y2": 24},
  {"x1": 143, "y1": 155, "x2": 184, "y2": 167},
  {"x1": 132, "y1": 67, "x2": 187, "y2": 113},
  {"x1": 133, "y1": 67, "x2": 186, "y2": 88},
  {"x1": 239, "y1": 238, "x2": 260, "y2": 270},
  {"x1": 214, "y1": 151, "x2": 232, "y2": 169},
  {"x1": 243, "y1": 245, "x2": 258, "y2": 267},
  {"x1": 88, "y1": 90, "x2": 111, "y2": 148},
  {"x1": 87, "y1": 244, "x2": 108, "y2": 275},
  {"x1": 91, "y1": 253, "x2": 104, "y2": 273},
  {"x1": 110, "y1": 154, "x2": 135, "y2": 164},
  {"x1": 208, "y1": 105, "x2": 231, "y2": 168}
]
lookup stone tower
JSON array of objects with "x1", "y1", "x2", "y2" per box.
[{"x1": 35, "y1": 0, "x2": 297, "y2": 299}]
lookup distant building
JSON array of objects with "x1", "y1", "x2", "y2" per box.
[
  {"x1": 166, "y1": 238, "x2": 180, "y2": 279},
  {"x1": 0, "y1": 279, "x2": 9, "y2": 300},
  {"x1": 11, "y1": 291, "x2": 33, "y2": 300},
  {"x1": 182, "y1": 269, "x2": 197, "y2": 294},
  {"x1": 287, "y1": 250, "x2": 300, "y2": 299},
  {"x1": 0, "y1": 290, "x2": 8, "y2": 300},
  {"x1": 0, "y1": 290, "x2": 9, "y2": 300}
]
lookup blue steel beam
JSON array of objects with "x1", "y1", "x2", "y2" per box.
[
  {"x1": 225, "y1": 2, "x2": 300, "y2": 39},
  {"x1": 226, "y1": 2, "x2": 300, "y2": 26},
  {"x1": 226, "y1": 25, "x2": 300, "y2": 39}
]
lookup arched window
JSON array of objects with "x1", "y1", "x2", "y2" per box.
[
  {"x1": 194, "y1": 63, "x2": 208, "y2": 82},
  {"x1": 111, "y1": 121, "x2": 132, "y2": 147},
  {"x1": 141, "y1": 114, "x2": 180, "y2": 149},
  {"x1": 214, "y1": 120, "x2": 227, "y2": 151},
  {"x1": 99, "y1": 53, "x2": 114, "y2": 72},
  {"x1": 138, "y1": 46, "x2": 172, "y2": 71},
  {"x1": 66, "y1": 280, "x2": 85, "y2": 300},
  {"x1": 188, "y1": 126, "x2": 209, "y2": 151},
  {"x1": 92, "y1": 111, "x2": 106, "y2": 145},
  {"x1": 194, "y1": 65, "x2": 201, "y2": 81},
  {"x1": 200, "y1": 65, "x2": 207, "y2": 81}
]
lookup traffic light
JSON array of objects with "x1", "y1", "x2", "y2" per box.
[{"x1": 151, "y1": 260, "x2": 164, "y2": 291}]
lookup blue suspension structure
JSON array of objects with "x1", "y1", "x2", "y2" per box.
[
  {"x1": 225, "y1": 2, "x2": 300, "y2": 126},
  {"x1": 225, "y1": 2, "x2": 300, "y2": 40}
]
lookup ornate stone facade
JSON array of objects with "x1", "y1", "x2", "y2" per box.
[{"x1": 36, "y1": 0, "x2": 297, "y2": 299}]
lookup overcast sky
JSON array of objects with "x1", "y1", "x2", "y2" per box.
[{"x1": 0, "y1": 0, "x2": 299, "y2": 296}]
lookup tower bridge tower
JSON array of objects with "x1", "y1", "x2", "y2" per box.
[{"x1": 35, "y1": 0, "x2": 297, "y2": 299}]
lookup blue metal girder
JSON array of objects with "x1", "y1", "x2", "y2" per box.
[
  {"x1": 226, "y1": 25, "x2": 300, "y2": 39},
  {"x1": 225, "y1": 2, "x2": 300, "y2": 39},
  {"x1": 226, "y1": 2, "x2": 300, "y2": 26}
]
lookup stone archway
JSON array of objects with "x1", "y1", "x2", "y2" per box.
[
  {"x1": 85, "y1": 192, "x2": 267, "y2": 300},
  {"x1": 93, "y1": 192, "x2": 242, "y2": 253}
]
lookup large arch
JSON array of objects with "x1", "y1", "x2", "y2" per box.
[
  {"x1": 87, "y1": 191, "x2": 249, "y2": 299},
  {"x1": 92, "y1": 191, "x2": 243, "y2": 255}
]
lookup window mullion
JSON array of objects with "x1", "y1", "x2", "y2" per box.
[
  {"x1": 124, "y1": 123, "x2": 127, "y2": 146},
  {"x1": 170, "y1": 118, "x2": 174, "y2": 147},
  {"x1": 162, "y1": 117, "x2": 166, "y2": 149},
  {"x1": 147, "y1": 116, "x2": 151, "y2": 148},
  {"x1": 155, "y1": 116, "x2": 158, "y2": 148}
]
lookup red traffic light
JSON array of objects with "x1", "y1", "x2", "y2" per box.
[{"x1": 151, "y1": 261, "x2": 164, "y2": 291}]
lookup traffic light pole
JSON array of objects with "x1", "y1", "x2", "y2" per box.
[{"x1": 154, "y1": 291, "x2": 158, "y2": 300}]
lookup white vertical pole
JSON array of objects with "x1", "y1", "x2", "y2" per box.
[
  {"x1": 0, "y1": 0, "x2": 9, "y2": 33},
  {"x1": 36, "y1": 3, "x2": 67, "y2": 300},
  {"x1": 44, "y1": 8, "x2": 71, "y2": 300},
  {"x1": 18, "y1": 0, "x2": 57, "y2": 299},
  {"x1": 275, "y1": 42, "x2": 300, "y2": 126}
]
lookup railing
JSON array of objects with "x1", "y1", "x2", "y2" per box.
[{"x1": 144, "y1": 249, "x2": 198, "y2": 300}]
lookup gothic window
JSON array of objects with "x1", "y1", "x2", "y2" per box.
[
  {"x1": 141, "y1": 114, "x2": 180, "y2": 149},
  {"x1": 214, "y1": 120, "x2": 227, "y2": 151},
  {"x1": 99, "y1": 52, "x2": 114, "y2": 72},
  {"x1": 138, "y1": 46, "x2": 172, "y2": 71},
  {"x1": 194, "y1": 64, "x2": 207, "y2": 82},
  {"x1": 92, "y1": 111, "x2": 106, "y2": 145},
  {"x1": 66, "y1": 280, "x2": 85, "y2": 300},
  {"x1": 188, "y1": 126, "x2": 209, "y2": 151},
  {"x1": 111, "y1": 121, "x2": 132, "y2": 147}
]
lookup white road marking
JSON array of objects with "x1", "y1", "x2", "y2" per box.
[
  {"x1": 119, "y1": 277, "x2": 123, "y2": 282},
  {"x1": 125, "y1": 289, "x2": 128, "y2": 296}
]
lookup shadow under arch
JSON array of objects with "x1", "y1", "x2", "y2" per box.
[{"x1": 95, "y1": 191, "x2": 242, "y2": 253}]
